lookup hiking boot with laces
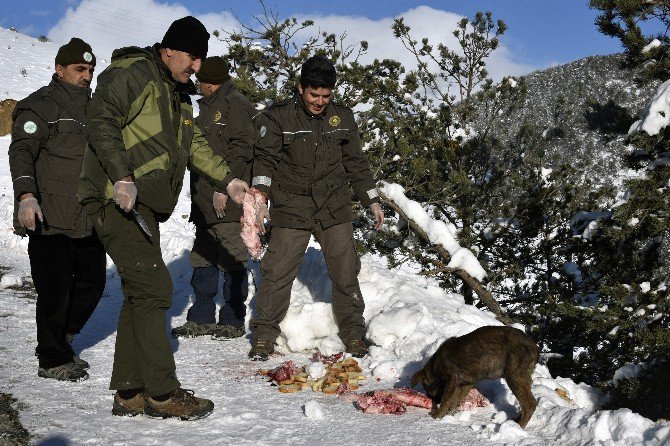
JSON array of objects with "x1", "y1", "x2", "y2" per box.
[
  {"x1": 171, "y1": 321, "x2": 218, "y2": 338},
  {"x1": 211, "y1": 324, "x2": 245, "y2": 340},
  {"x1": 344, "y1": 339, "x2": 369, "y2": 358},
  {"x1": 38, "y1": 362, "x2": 89, "y2": 382},
  {"x1": 144, "y1": 388, "x2": 214, "y2": 420},
  {"x1": 248, "y1": 339, "x2": 274, "y2": 361},
  {"x1": 112, "y1": 392, "x2": 145, "y2": 417},
  {"x1": 66, "y1": 334, "x2": 90, "y2": 369}
]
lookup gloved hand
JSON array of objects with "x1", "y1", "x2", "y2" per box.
[
  {"x1": 370, "y1": 202, "x2": 384, "y2": 230},
  {"x1": 213, "y1": 191, "x2": 228, "y2": 219},
  {"x1": 256, "y1": 201, "x2": 270, "y2": 234},
  {"x1": 226, "y1": 178, "x2": 249, "y2": 205},
  {"x1": 18, "y1": 196, "x2": 43, "y2": 231},
  {"x1": 113, "y1": 180, "x2": 137, "y2": 212}
]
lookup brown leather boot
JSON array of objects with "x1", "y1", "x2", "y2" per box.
[
  {"x1": 112, "y1": 392, "x2": 145, "y2": 417},
  {"x1": 144, "y1": 388, "x2": 214, "y2": 420}
]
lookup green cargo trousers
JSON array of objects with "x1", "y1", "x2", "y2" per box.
[
  {"x1": 88, "y1": 202, "x2": 180, "y2": 397},
  {"x1": 250, "y1": 221, "x2": 365, "y2": 344}
]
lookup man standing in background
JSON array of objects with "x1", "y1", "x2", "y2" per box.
[
  {"x1": 9, "y1": 38, "x2": 106, "y2": 382},
  {"x1": 172, "y1": 56, "x2": 256, "y2": 341},
  {"x1": 79, "y1": 16, "x2": 248, "y2": 420}
]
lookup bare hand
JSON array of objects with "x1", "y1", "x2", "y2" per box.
[
  {"x1": 226, "y1": 178, "x2": 249, "y2": 205},
  {"x1": 213, "y1": 191, "x2": 228, "y2": 219},
  {"x1": 18, "y1": 196, "x2": 43, "y2": 231},
  {"x1": 370, "y1": 202, "x2": 384, "y2": 230},
  {"x1": 256, "y1": 202, "x2": 270, "y2": 234}
]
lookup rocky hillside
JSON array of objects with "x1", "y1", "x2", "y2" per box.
[{"x1": 476, "y1": 54, "x2": 659, "y2": 192}]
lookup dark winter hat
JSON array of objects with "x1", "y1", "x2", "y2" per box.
[
  {"x1": 55, "y1": 37, "x2": 96, "y2": 66},
  {"x1": 161, "y1": 16, "x2": 209, "y2": 59},
  {"x1": 195, "y1": 56, "x2": 231, "y2": 84}
]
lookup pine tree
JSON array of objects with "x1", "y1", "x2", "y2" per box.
[{"x1": 583, "y1": 0, "x2": 670, "y2": 419}]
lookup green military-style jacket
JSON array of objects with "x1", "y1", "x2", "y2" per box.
[
  {"x1": 78, "y1": 44, "x2": 233, "y2": 218},
  {"x1": 252, "y1": 96, "x2": 379, "y2": 229},
  {"x1": 190, "y1": 80, "x2": 255, "y2": 226}
]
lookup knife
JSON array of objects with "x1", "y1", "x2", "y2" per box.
[{"x1": 132, "y1": 208, "x2": 153, "y2": 239}]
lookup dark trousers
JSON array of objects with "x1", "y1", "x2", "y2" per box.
[
  {"x1": 89, "y1": 202, "x2": 180, "y2": 397},
  {"x1": 188, "y1": 222, "x2": 249, "y2": 326},
  {"x1": 29, "y1": 233, "x2": 106, "y2": 369},
  {"x1": 188, "y1": 267, "x2": 248, "y2": 326},
  {"x1": 250, "y1": 222, "x2": 365, "y2": 343}
]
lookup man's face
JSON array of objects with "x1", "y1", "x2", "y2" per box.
[
  {"x1": 164, "y1": 49, "x2": 202, "y2": 83},
  {"x1": 55, "y1": 63, "x2": 95, "y2": 88},
  {"x1": 197, "y1": 82, "x2": 220, "y2": 98},
  {"x1": 298, "y1": 85, "x2": 332, "y2": 116}
]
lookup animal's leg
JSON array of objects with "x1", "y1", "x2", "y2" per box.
[
  {"x1": 431, "y1": 374, "x2": 460, "y2": 419},
  {"x1": 506, "y1": 375, "x2": 536, "y2": 428}
]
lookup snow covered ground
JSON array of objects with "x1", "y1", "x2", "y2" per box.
[{"x1": 0, "y1": 26, "x2": 669, "y2": 445}]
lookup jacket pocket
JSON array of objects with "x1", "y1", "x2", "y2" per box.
[
  {"x1": 135, "y1": 167, "x2": 176, "y2": 215},
  {"x1": 38, "y1": 178, "x2": 81, "y2": 230}
]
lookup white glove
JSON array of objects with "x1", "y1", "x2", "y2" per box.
[
  {"x1": 213, "y1": 191, "x2": 228, "y2": 219},
  {"x1": 18, "y1": 196, "x2": 43, "y2": 231},
  {"x1": 226, "y1": 178, "x2": 249, "y2": 205},
  {"x1": 113, "y1": 180, "x2": 137, "y2": 212}
]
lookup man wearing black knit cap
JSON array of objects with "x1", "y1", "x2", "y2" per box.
[
  {"x1": 9, "y1": 37, "x2": 105, "y2": 383},
  {"x1": 172, "y1": 56, "x2": 256, "y2": 340},
  {"x1": 79, "y1": 16, "x2": 249, "y2": 420}
]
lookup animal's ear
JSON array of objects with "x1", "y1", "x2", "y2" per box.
[{"x1": 411, "y1": 369, "x2": 425, "y2": 388}]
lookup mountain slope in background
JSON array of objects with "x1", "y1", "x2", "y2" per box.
[{"x1": 478, "y1": 54, "x2": 658, "y2": 192}]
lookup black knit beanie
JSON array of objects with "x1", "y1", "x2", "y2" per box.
[
  {"x1": 55, "y1": 37, "x2": 96, "y2": 66},
  {"x1": 161, "y1": 16, "x2": 209, "y2": 59},
  {"x1": 195, "y1": 56, "x2": 231, "y2": 84}
]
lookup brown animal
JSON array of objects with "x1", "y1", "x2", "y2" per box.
[{"x1": 411, "y1": 325, "x2": 539, "y2": 428}]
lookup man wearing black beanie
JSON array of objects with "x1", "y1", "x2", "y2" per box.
[
  {"x1": 9, "y1": 37, "x2": 105, "y2": 383},
  {"x1": 172, "y1": 56, "x2": 256, "y2": 341},
  {"x1": 79, "y1": 16, "x2": 249, "y2": 420}
]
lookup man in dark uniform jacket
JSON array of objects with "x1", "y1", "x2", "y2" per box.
[
  {"x1": 248, "y1": 55, "x2": 384, "y2": 361},
  {"x1": 172, "y1": 56, "x2": 256, "y2": 339},
  {"x1": 9, "y1": 38, "x2": 106, "y2": 382}
]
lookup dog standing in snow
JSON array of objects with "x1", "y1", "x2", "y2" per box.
[{"x1": 411, "y1": 325, "x2": 539, "y2": 427}]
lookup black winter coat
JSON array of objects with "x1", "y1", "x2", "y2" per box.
[
  {"x1": 9, "y1": 75, "x2": 93, "y2": 237},
  {"x1": 189, "y1": 81, "x2": 256, "y2": 226}
]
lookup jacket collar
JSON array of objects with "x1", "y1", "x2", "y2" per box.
[{"x1": 197, "y1": 79, "x2": 233, "y2": 106}]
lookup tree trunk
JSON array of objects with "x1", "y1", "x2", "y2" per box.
[{"x1": 379, "y1": 192, "x2": 513, "y2": 325}]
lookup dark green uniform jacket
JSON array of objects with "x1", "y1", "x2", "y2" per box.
[
  {"x1": 190, "y1": 80, "x2": 255, "y2": 226},
  {"x1": 78, "y1": 44, "x2": 233, "y2": 218},
  {"x1": 9, "y1": 75, "x2": 93, "y2": 237},
  {"x1": 251, "y1": 96, "x2": 379, "y2": 229}
]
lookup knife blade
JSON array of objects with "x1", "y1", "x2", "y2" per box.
[{"x1": 132, "y1": 208, "x2": 153, "y2": 239}]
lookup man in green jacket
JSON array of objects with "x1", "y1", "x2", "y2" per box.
[
  {"x1": 79, "y1": 16, "x2": 248, "y2": 420},
  {"x1": 9, "y1": 38, "x2": 105, "y2": 383},
  {"x1": 248, "y1": 55, "x2": 384, "y2": 361},
  {"x1": 172, "y1": 56, "x2": 256, "y2": 340}
]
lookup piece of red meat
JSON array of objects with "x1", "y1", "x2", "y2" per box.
[
  {"x1": 240, "y1": 189, "x2": 265, "y2": 259},
  {"x1": 265, "y1": 360, "x2": 298, "y2": 383},
  {"x1": 379, "y1": 388, "x2": 434, "y2": 409},
  {"x1": 456, "y1": 388, "x2": 490, "y2": 411},
  {"x1": 353, "y1": 391, "x2": 407, "y2": 414}
]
